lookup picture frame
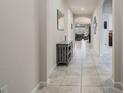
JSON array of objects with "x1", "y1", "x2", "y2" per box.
[
  {"x1": 57, "y1": 9, "x2": 64, "y2": 31},
  {"x1": 93, "y1": 16, "x2": 97, "y2": 34}
]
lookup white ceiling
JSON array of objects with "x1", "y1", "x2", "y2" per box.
[{"x1": 67, "y1": 0, "x2": 99, "y2": 17}]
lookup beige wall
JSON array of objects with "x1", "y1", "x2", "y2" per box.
[
  {"x1": 0, "y1": 0, "x2": 47, "y2": 93},
  {"x1": 113, "y1": 0, "x2": 123, "y2": 86},
  {"x1": 46, "y1": 0, "x2": 67, "y2": 78},
  {"x1": 91, "y1": 0, "x2": 104, "y2": 55},
  {"x1": 39, "y1": 0, "x2": 47, "y2": 82},
  {"x1": 100, "y1": 0, "x2": 112, "y2": 55},
  {"x1": 46, "y1": 0, "x2": 73, "y2": 78},
  {"x1": 0, "y1": 0, "x2": 74, "y2": 92},
  {"x1": 67, "y1": 9, "x2": 74, "y2": 41},
  {"x1": 92, "y1": 0, "x2": 123, "y2": 87},
  {"x1": 0, "y1": 0, "x2": 40, "y2": 93}
]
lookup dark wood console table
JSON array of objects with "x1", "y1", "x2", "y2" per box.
[{"x1": 56, "y1": 41, "x2": 73, "y2": 65}]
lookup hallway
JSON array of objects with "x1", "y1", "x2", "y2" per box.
[
  {"x1": 0, "y1": 0, "x2": 123, "y2": 92},
  {"x1": 37, "y1": 41, "x2": 122, "y2": 93}
]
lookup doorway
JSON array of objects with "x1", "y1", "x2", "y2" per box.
[{"x1": 100, "y1": 0, "x2": 113, "y2": 81}]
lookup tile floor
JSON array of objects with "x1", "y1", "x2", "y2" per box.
[{"x1": 37, "y1": 40, "x2": 122, "y2": 93}]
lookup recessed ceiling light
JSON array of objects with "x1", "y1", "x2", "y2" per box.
[{"x1": 81, "y1": 8, "x2": 84, "y2": 11}]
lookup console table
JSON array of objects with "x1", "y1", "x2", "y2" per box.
[{"x1": 56, "y1": 41, "x2": 73, "y2": 65}]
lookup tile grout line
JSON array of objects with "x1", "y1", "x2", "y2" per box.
[
  {"x1": 80, "y1": 57, "x2": 83, "y2": 93},
  {"x1": 44, "y1": 42, "x2": 114, "y2": 93},
  {"x1": 93, "y1": 54, "x2": 106, "y2": 93},
  {"x1": 80, "y1": 46, "x2": 87, "y2": 93}
]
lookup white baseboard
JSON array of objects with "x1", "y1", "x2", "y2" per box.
[
  {"x1": 30, "y1": 64, "x2": 57, "y2": 93},
  {"x1": 30, "y1": 81, "x2": 47, "y2": 93},
  {"x1": 120, "y1": 83, "x2": 123, "y2": 89},
  {"x1": 112, "y1": 80, "x2": 123, "y2": 90},
  {"x1": 40, "y1": 81, "x2": 47, "y2": 87},
  {"x1": 45, "y1": 64, "x2": 56, "y2": 86},
  {"x1": 48, "y1": 64, "x2": 56, "y2": 77},
  {"x1": 31, "y1": 82, "x2": 41, "y2": 93},
  {"x1": 47, "y1": 78, "x2": 50, "y2": 85}
]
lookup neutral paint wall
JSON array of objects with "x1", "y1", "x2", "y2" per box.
[
  {"x1": 67, "y1": 9, "x2": 74, "y2": 41},
  {"x1": 39, "y1": 0, "x2": 47, "y2": 82},
  {"x1": 46, "y1": 0, "x2": 71, "y2": 78},
  {"x1": 112, "y1": 0, "x2": 123, "y2": 86},
  {"x1": 101, "y1": 0, "x2": 112, "y2": 55},
  {"x1": 92, "y1": 0, "x2": 123, "y2": 87},
  {"x1": 67, "y1": 9, "x2": 75, "y2": 49},
  {"x1": 91, "y1": 0, "x2": 104, "y2": 55},
  {"x1": 103, "y1": 0, "x2": 112, "y2": 14},
  {"x1": 0, "y1": 0, "x2": 46, "y2": 93}
]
